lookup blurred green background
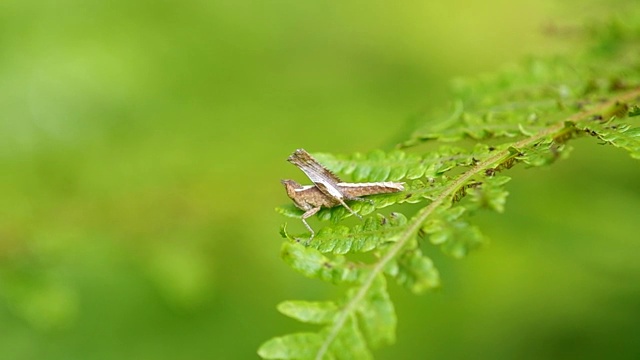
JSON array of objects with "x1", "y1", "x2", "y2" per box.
[{"x1": 1, "y1": 0, "x2": 639, "y2": 359}]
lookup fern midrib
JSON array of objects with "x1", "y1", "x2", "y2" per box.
[{"x1": 314, "y1": 87, "x2": 640, "y2": 360}]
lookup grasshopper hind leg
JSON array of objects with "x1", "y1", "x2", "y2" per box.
[
  {"x1": 336, "y1": 198, "x2": 363, "y2": 220},
  {"x1": 344, "y1": 195, "x2": 374, "y2": 205}
]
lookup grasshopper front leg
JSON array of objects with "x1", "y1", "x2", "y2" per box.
[{"x1": 301, "y1": 206, "x2": 321, "y2": 241}]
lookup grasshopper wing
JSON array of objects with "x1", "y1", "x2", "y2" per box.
[{"x1": 287, "y1": 149, "x2": 345, "y2": 200}]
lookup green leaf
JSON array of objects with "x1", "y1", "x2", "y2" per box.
[
  {"x1": 515, "y1": 137, "x2": 571, "y2": 167},
  {"x1": 601, "y1": 100, "x2": 630, "y2": 121},
  {"x1": 315, "y1": 180, "x2": 441, "y2": 224},
  {"x1": 422, "y1": 206, "x2": 486, "y2": 258},
  {"x1": 313, "y1": 146, "x2": 493, "y2": 183},
  {"x1": 575, "y1": 121, "x2": 640, "y2": 159},
  {"x1": 258, "y1": 333, "x2": 324, "y2": 360},
  {"x1": 276, "y1": 204, "x2": 304, "y2": 218},
  {"x1": 392, "y1": 249, "x2": 441, "y2": 294},
  {"x1": 277, "y1": 300, "x2": 338, "y2": 325},
  {"x1": 352, "y1": 275, "x2": 396, "y2": 347},
  {"x1": 469, "y1": 175, "x2": 511, "y2": 213},
  {"x1": 403, "y1": 58, "x2": 584, "y2": 146},
  {"x1": 280, "y1": 242, "x2": 366, "y2": 284},
  {"x1": 314, "y1": 149, "x2": 417, "y2": 182},
  {"x1": 329, "y1": 316, "x2": 373, "y2": 360},
  {"x1": 305, "y1": 213, "x2": 408, "y2": 254}
]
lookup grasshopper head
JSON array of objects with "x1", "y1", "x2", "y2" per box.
[{"x1": 281, "y1": 179, "x2": 302, "y2": 197}]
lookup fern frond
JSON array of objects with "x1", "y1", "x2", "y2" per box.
[{"x1": 262, "y1": 16, "x2": 640, "y2": 360}]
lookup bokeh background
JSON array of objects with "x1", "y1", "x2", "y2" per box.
[{"x1": 1, "y1": 0, "x2": 639, "y2": 359}]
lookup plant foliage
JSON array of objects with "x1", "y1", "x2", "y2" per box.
[{"x1": 259, "y1": 17, "x2": 640, "y2": 359}]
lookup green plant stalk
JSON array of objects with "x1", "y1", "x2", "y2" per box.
[{"x1": 314, "y1": 87, "x2": 640, "y2": 359}]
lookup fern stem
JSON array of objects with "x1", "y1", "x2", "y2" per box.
[{"x1": 315, "y1": 87, "x2": 640, "y2": 360}]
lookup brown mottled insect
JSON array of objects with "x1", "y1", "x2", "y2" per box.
[{"x1": 281, "y1": 149, "x2": 404, "y2": 239}]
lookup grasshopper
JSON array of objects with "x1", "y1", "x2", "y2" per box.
[{"x1": 281, "y1": 149, "x2": 404, "y2": 239}]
